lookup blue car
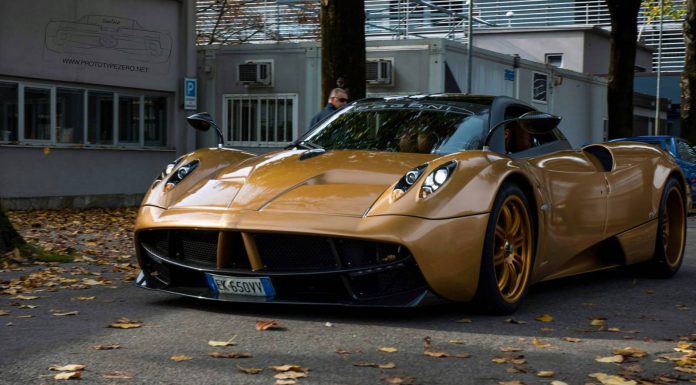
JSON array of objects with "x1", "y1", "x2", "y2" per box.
[{"x1": 612, "y1": 135, "x2": 696, "y2": 207}]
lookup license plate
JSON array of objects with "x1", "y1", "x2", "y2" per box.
[{"x1": 206, "y1": 274, "x2": 275, "y2": 298}]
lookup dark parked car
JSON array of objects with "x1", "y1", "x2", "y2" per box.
[{"x1": 611, "y1": 136, "x2": 696, "y2": 207}]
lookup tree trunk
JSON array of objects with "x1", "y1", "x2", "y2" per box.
[
  {"x1": 320, "y1": 0, "x2": 366, "y2": 104},
  {"x1": 606, "y1": 0, "x2": 642, "y2": 139},
  {"x1": 0, "y1": 205, "x2": 23, "y2": 255},
  {"x1": 682, "y1": 0, "x2": 696, "y2": 144}
]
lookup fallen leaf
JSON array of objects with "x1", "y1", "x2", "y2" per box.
[
  {"x1": 535, "y1": 314, "x2": 554, "y2": 322},
  {"x1": 208, "y1": 336, "x2": 237, "y2": 347},
  {"x1": 500, "y1": 347, "x2": 523, "y2": 352},
  {"x1": 18, "y1": 305, "x2": 36, "y2": 309},
  {"x1": 74, "y1": 296, "x2": 95, "y2": 301},
  {"x1": 382, "y1": 375, "x2": 416, "y2": 384},
  {"x1": 532, "y1": 337, "x2": 552, "y2": 348},
  {"x1": 551, "y1": 381, "x2": 569, "y2": 385},
  {"x1": 170, "y1": 355, "x2": 192, "y2": 362},
  {"x1": 645, "y1": 289, "x2": 655, "y2": 295},
  {"x1": 452, "y1": 353, "x2": 471, "y2": 358},
  {"x1": 275, "y1": 381, "x2": 296, "y2": 385},
  {"x1": 505, "y1": 318, "x2": 526, "y2": 324},
  {"x1": 537, "y1": 370, "x2": 555, "y2": 377},
  {"x1": 561, "y1": 337, "x2": 581, "y2": 343},
  {"x1": 54, "y1": 371, "x2": 81, "y2": 380},
  {"x1": 675, "y1": 366, "x2": 696, "y2": 374},
  {"x1": 324, "y1": 322, "x2": 333, "y2": 327},
  {"x1": 274, "y1": 371, "x2": 308, "y2": 380},
  {"x1": 677, "y1": 304, "x2": 689, "y2": 310},
  {"x1": 43, "y1": 147, "x2": 51, "y2": 155},
  {"x1": 238, "y1": 365, "x2": 263, "y2": 374},
  {"x1": 498, "y1": 381, "x2": 526, "y2": 385},
  {"x1": 607, "y1": 327, "x2": 621, "y2": 332},
  {"x1": 53, "y1": 311, "x2": 79, "y2": 316},
  {"x1": 354, "y1": 362, "x2": 396, "y2": 369},
  {"x1": 256, "y1": 320, "x2": 280, "y2": 331},
  {"x1": 270, "y1": 365, "x2": 307, "y2": 372},
  {"x1": 11, "y1": 295, "x2": 39, "y2": 300},
  {"x1": 0, "y1": 310, "x2": 9, "y2": 316},
  {"x1": 102, "y1": 371, "x2": 132, "y2": 379},
  {"x1": 336, "y1": 349, "x2": 353, "y2": 355},
  {"x1": 109, "y1": 317, "x2": 143, "y2": 329},
  {"x1": 50, "y1": 364, "x2": 86, "y2": 371},
  {"x1": 613, "y1": 347, "x2": 648, "y2": 358},
  {"x1": 17, "y1": 315, "x2": 33, "y2": 318},
  {"x1": 379, "y1": 347, "x2": 398, "y2": 353},
  {"x1": 596, "y1": 355, "x2": 625, "y2": 363},
  {"x1": 591, "y1": 318, "x2": 606, "y2": 326},
  {"x1": 449, "y1": 339, "x2": 466, "y2": 344},
  {"x1": 93, "y1": 344, "x2": 121, "y2": 350},
  {"x1": 423, "y1": 351, "x2": 449, "y2": 358},
  {"x1": 589, "y1": 372, "x2": 637, "y2": 385},
  {"x1": 208, "y1": 352, "x2": 252, "y2": 359}
]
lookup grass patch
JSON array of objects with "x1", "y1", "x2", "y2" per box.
[{"x1": 18, "y1": 243, "x2": 75, "y2": 263}]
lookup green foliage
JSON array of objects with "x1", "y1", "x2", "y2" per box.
[
  {"x1": 17, "y1": 243, "x2": 75, "y2": 263},
  {"x1": 642, "y1": 0, "x2": 686, "y2": 24}
]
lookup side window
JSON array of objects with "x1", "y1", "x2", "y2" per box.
[{"x1": 677, "y1": 140, "x2": 696, "y2": 163}]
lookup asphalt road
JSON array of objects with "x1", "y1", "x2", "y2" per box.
[{"x1": 2, "y1": 221, "x2": 696, "y2": 385}]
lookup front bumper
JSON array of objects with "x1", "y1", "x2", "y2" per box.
[{"x1": 135, "y1": 205, "x2": 489, "y2": 305}]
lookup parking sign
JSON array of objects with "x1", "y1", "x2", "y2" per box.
[{"x1": 184, "y1": 78, "x2": 197, "y2": 110}]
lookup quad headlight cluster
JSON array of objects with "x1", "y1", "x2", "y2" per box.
[
  {"x1": 391, "y1": 160, "x2": 457, "y2": 202},
  {"x1": 153, "y1": 158, "x2": 200, "y2": 192}
]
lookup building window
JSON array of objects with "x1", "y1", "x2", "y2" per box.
[
  {"x1": 24, "y1": 87, "x2": 52, "y2": 141},
  {"x1": 88, "y1": 91, "x2": 114, "y2": 145},
  {"x1": 223, "y1": 94, "x2": 298, "y2": 146},
  {"x1": 2, "y1": 80, "x2": 168, "y2": 148},
  {"x1": 57, "y1": 88, "x2": 84, "y2": 144},
  {"x1": 545, "y1": 53, "x2": 563, "y2": 68},
  {"x1": 118, "y1": 95, "x2": 140, "y2": 144},
  {"x1": 0, "y1": 82, "x2": 17, "y2": 142},
  {"x1": 145, "y1": 96, "x2": 167, "y2": 146},
  {"x1": 532, "y1": 72, "x2": 548, "y2": 104}
]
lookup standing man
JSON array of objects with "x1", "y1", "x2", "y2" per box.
[{"x1": 309, "y1": 88, "x2": 348, "y2": 128}]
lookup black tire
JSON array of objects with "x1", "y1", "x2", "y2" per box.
[
  {"x1": 474, "y1": 182, "x2": 534, "y2": 315},
  {"x1": 645, "y1": 177, "x2": 686, "y2": 278}
]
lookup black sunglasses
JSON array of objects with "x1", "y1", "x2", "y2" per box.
[{"x1": 332, "y1": 97, "x2": 348, "y2": 103}]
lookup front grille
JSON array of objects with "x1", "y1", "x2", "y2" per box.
[
  {"x1": 174, "y1": 231, "x2": 218, "y2": 267},
  {"x1": 254, "y1": 234, "x2": 339, "y2": 271},
  {"x1": 139, "y1": 230, "x2": 412, "y2": 273}
]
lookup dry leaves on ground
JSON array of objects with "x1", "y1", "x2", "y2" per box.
[
  {"x1": 535, "y1": 314, "x2": 554, "y2": 322},
  {"x1": 102, "y1": 371, "x2": 132, "y2": 379},
  {"x1": 93, "y1": 343, "x2": 121, "y2": 350},
  {"x1": 209, "y1": 352, "x2": 252, "y2": 359},
  {"x1": 256, "y1": 320, "x2": 281, "y2": 331},
  {"x1": 381, "y1": 375, "x2": 417, "y2": 384},
  {"x1": 109, "y1": 317, "x2": 143, "y2": 329},
  {"x1": 170, "y1": 355, "x2": 193, "y2": 362},
  {"x1": 237, "y1": 366, "x2": 263, "y2": 374},
  {"x1": 354, "y1": 362, "x2": 396, "y2": 369},
  {"x1": 208, "y1": 336, "x2": 237, "y2": 347},
  {"x1": 379, "y1": 347, "x2": 398, "y2": 353}
]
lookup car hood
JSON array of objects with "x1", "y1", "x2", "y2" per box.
[{"x1": 163, "y1": 149, "x2": 438, "y2": 216}]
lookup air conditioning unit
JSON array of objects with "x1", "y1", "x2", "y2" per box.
[
  {"x1": 366, "y1": 59, "x2": 393, "y2": 86},
  {"x1": 238, "y1": 60, "x2": 273, "y2": 86}
]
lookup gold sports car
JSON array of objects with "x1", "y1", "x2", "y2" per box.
[{"x1": 135, "y1": 95, "x2": 688, "y2": 314}]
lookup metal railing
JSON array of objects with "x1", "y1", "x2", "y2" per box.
[{"x1": 196, "y1": 0, "x2": 686, "y2": 72}]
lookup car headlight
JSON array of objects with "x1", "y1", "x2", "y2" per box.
[
  {"x1": 163, "y1": 159, "x2": 200, "y2": 192},
  {"x1": 419, "y1": 161, "x2": 457, "y2": 198},
  {"x1": 154, "y1": 156, "x2": 184, "y2": 185},
  {"x1": 390, "y1": 164, "x2": 428, "y2": 202}
]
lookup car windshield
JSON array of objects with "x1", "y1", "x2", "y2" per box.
[{"x1": 302, "y1": 102, "x2": 488, "y2": 155}]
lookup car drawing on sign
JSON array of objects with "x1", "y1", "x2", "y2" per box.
[
  {"x1": 610, "y1": 135, "x2": 696, "y2": 208},
  {"x1": 45, "y1": 15, "x2": 171, "y2": 63},
  {"x1": 134, "y1": 95, "x2": 688, "y2": 314}
]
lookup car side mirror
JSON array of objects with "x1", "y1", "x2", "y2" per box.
[
  {"x1": 482, "y1": 111, "x2": 561, "y2": 151},
  {"x1": 187, "y1": 112, "x2": 224, "y2": 148}
]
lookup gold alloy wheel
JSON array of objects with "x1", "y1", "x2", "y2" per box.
[
  {"x1": 663, "y1": 186, "x2": 685, "y2": 268},
  {"x1": 493, "y1": 195, "x2": 532, "y2": 304}
]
